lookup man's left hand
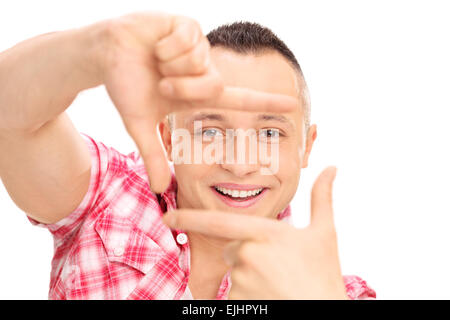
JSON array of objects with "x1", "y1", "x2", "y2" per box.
[{"x1": 163, "y1": 167, "x2": 348, "y2": 300}]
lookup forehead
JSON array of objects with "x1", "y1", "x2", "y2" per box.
[
  {"x1": 172, "y1": 48, "x2": 304, "y2": 130},
  {"x1": 210, "y1": 48, "x2": 300, "y2": 98}
]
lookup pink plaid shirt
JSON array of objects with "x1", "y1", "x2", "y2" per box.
[{"x1": 29, "y1": 133, "x2": 376, "y2": 300}]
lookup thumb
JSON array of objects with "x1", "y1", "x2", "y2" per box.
[
  {"x1": 310, "y1": 166, "x2": 337, "y2": 229},
  {"x1": 124, "y1": 116, "x2": 171, "y2": 194}
]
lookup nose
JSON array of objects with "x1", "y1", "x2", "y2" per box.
[
  {"x1": 220, "y1": 161, "x2": 260, "y2": 178},
  {"x1": 220, "y1": 131, "x2": 261, "y2": 177}
]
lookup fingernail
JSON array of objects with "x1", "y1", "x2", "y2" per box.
[
  {"x1": 191, "y1": 26, "x2": 200, "y2": 46},
  {"x1": 163, "y1": 212, "x2": 176, "y2": 227},
  {"x1": 331, "y1": 166, "x2": 337, "y2": 179},
  {"x1": 223, "y1": 252, "x2": 233, "y2": 267},
  {"x1": 159, "y1": 80, "x2": 174, "y2": 97},
  {"x1": 203, "y1": 53, "x2": 210, "y2": 69}
]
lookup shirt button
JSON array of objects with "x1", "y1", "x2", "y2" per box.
[
  {"x1": 176, "y1": 233, "x2": 188, "y2": 245},
  {"x1": 113, "y1": 246, "x2": 124, "y2": 256}
]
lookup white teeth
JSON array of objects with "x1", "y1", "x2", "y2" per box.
[{"x1": 215, "y1": 186, "x2": 264, "y2": 198}]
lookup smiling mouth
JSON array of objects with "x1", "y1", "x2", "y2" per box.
[
  {"x1": 214, "y1": 186, "x2": 263, "y2": 200},
  {"x1": 211, "y1": 185, "x2": 268, "y2": 208}
]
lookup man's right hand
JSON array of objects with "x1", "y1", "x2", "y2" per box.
[
  {"x1": 98, "y1": 12, "x2": 298, "y2": 193},
  {"x1": 100, "y1": 12, "x2": 220, "y2": 193}
]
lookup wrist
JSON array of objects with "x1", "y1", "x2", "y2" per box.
[{"x1": 73, "y1": 20, "x2": 113, "y2": 87}]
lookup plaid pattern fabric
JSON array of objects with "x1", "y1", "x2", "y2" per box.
[{"x1": 28, "y1": 133, "x2": 376, "y2": 300}]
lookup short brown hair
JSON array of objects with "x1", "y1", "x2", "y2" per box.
[{"x1": 207, "y1": 22, "x2": 302, "y2": 74}]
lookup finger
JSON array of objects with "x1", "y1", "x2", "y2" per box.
[
  {"x1": 158, "y1": 37, "x2": 210, "y2": 77},
  {"x1": 162, "y1": 209, "x2": 286, "y2": 240},
  {"x1": 310, "y1": 166, "x2": 337, "y2": 229},
  {"x1": 154, "y1": 17, "x2": 202, "y2": 62},
  {"x1": 124, "y1": 116, "x2": 172, "y2": 194},
  {"x1": 158, "y1": 68, "x2": 224, "y2": 100},
  {"x1": 214, "y1": 87, "x2": 299, "y2": 113},
  {"x1": 159, "y1": 76, "x2": 298, "y2": 113}
]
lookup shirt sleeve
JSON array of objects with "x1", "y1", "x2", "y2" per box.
[
  {"x1": 27, "y1": 132, "x2": 131, "y2": 243},
  {"x1": 344, "y1": 275, "x2": 376, "y2": 300}
]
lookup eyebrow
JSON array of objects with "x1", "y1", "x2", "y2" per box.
[
  {"x1": 184, "y1": 112, "x2": 294, "y2": 129},
  {"x1": 185, "y1": 113, "x2": 226, "y2": 125},
  {"x1": 257, "y1": 114, "x2": 289, "y2": 123},
  {"x1": 257, "y1": 114, "x2": 295, "y2": 129}
]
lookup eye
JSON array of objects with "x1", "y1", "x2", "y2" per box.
[
  {"x1": 259, "y1": 128, "x2": 280, "y2": 140},
  {"x1": 202, "y1": 128, "x2": 223, "y2": 138}
]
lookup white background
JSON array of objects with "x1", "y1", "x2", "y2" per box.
[{"x1": 0, "y1": 0, "x2": 449, "y2": 299}]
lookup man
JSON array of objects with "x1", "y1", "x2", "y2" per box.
[{"x1": 0, "y1": 12, "x2": 375, "y2": 299}]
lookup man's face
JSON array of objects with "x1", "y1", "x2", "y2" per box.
[{"x1": 162, "y1": 48, "x2": 316, "y2": 218}]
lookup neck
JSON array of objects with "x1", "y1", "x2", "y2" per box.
[
  {"x1": 176, "y1": 192, "x2": 231, "y2": 298},
  {"x1": 187, "y1": 232, "x2": 231, "y2": 299},
  {"x1": 188, "y1": 231, "x2": 230, "y2": 276}
]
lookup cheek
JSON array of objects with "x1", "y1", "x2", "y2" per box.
[
  {"x1": 278, "y1": 142, "x2": 302, "y2": 172},
  {"x1": 174, "y1": 165, "x2": 196, "y2": 197},
  {"x1": 276, "y1": 144, "x2": 301, "y2": 195},
  {"x1": 174, "y1": 163, "x2": 215, "y2": 192}
]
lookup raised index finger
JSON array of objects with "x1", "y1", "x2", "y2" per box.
[
  {"x1": 161, "y1": 78, "x2": 300, "y2": 112},
  {"x1": 310, "y1": 166, "x2": 337, "y2": 229},
  {"x1": 163, "y1": 209, "x2": 286, "y2": 241}
]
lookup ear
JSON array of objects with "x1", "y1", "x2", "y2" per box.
[
  {"x1": 159, "y1": 118, "x2": 173, "y2": 162},
  {"x1": 301, "y1": 124, "x2": 317, "y2": 169}
]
